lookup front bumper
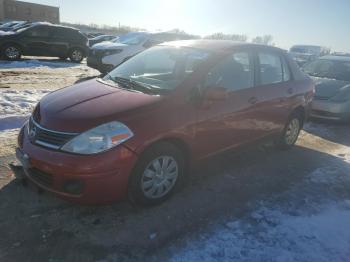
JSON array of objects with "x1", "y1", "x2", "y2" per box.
[
  {"x1": 311, "y1": 99, "x2": 350, "y2": 121},
  {"x1": 17, "y1": 126, "x2": 138, "y2": 204}
]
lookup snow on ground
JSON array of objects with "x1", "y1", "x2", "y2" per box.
[
  {"x1": 0, "y1": 59, "x2": 84, "y2": 69},
  {"x1": 171, "y1": 152, "x2": 350, "y2": 262},
  {"x1": 0, "y1": 89, "x2": 50, "y2": 131}
]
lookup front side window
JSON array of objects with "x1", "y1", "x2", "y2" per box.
[
  {"x1": 258, "y1": 52, "x2": 283, "y2": 85},
  {"x1": 206, "y1": 51, "x2": 254, "y2": 91},
  {"x1": 105, "y1": 46, "x2": 210, "y2": 93}
]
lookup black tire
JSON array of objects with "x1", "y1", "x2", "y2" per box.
[
  {"x1": 2, "y1": 44, "x2": 21, "y2": 60},
  {"x1": 69, "y1": 48, "x2": 84, "y2": 63},
  {"x1": 128, "y1": 142, "x2": 185, "y2": 206},
  {"x1": 276, "y1": 112, "x2": 303, "y2": 150}
]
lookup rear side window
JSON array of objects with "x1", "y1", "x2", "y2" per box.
[
  {"x1": 206, "y1": 51, "x2": 254, "y2": 91},
  {"x1": 258, "y1": 52, "x2": 283, "y2": 85}
]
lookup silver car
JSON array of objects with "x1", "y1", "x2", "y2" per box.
[{"x1": 303, "y1": 55, "x2": 350, "y2": 122}]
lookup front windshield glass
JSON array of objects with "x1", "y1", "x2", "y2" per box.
[
  {"x1": 104, "y1": 46, "x2": 210, "y2": 94},
  {"x1": 303, "y1": 59, "x2": 350, "y2": 81}
]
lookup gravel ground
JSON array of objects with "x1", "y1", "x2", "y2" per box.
[{"x1": 0, "y1": 59, "x2": 349, "y2": 262}]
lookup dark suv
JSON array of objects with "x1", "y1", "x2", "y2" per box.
[{"x1": 0, "y1": 24, "x2": 88, "y2": 62}]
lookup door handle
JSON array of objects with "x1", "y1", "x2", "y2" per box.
[
  {"x1": 287, "y1": 88, "x2": 294, "y2": 95},
  {"x1": 248, "y1": 97, "x2": 258, "y2": 104}
]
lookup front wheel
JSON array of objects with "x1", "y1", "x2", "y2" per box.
[
  {"x1": 276, "y1": 114, "x2": 302, "y2": 149},
  {"x1": 2, "y1": 44, "x2": 21, "y2": 60},
  {"x1": 128, "y1": 142, "x2": 185, "y2": 206},
  {"x1": 69, "y1": 48, "x2": 84, "y2": 63}
]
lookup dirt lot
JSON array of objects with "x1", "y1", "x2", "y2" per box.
[{"x1": 0, "y1": 60, "x2": 350, "y2": 262}]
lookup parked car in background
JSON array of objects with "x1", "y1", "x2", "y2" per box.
[
  {"x1": 87, "y1": 31, "x2": 195, "y2": 73},
  {"x1": 86, "y1": 32, "x2": 105, "y2": 38},
  {"x1": 289, "y1": 45, "x2": 330, "y2": 66},
  {"x1": 0, "y1": 20, "x2": 27, "y2": 32},
  {"x1": 303, "y1": 55, "x2": 350, "y2": 122},
  {"x1": 332, "y1": 52, "x2": 350, "y2": 57},
  {"x1": 88, "y1": 35, "x2": 117, "y2": 47},
  {"x1": 0, "y1": 23, "x2": 88, "y2": 62},
  {"x1": 17, "y1": 40, "x2": 314, "y2": 205}
]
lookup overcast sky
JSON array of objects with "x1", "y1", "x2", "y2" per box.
[{"x1": 22, "y1": 0, "x2": 350, "y2": 52}]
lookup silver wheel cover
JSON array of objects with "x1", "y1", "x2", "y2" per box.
[{"x1": 141, "y1": 156, "x2": 179, "y2": 199}]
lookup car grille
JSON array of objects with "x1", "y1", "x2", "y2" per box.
[
  {"x1": 28, "y1": 117, "x2": 78, "y2": 150},
  {"x1": 28, "y1": 168, "x2": 53, "y2": 187}
]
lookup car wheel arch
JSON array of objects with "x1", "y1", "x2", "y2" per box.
[
  {"x1": 68, "y1": 46, "x2": 86, "y2": 56},
  {"x1": 290, "y1": 106, "x2": 306, "y2": 127},
  {"x1": 1, "y1": 42, "x2": 23, "y2": 52},
  {"x1": 133, "y1": 136, "x2": 192, "y2": 170}
]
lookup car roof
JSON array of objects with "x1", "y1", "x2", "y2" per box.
[
  {"x1": 320, "y1": 55, "x2": 350, "y2": 62},
  {"x1": 28, "y1": 23, "x2": 79, "y2": 31},
  {"x1": 161, "y1": 40, "x2": 283, "y2": 52}
]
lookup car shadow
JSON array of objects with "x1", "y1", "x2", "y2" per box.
[
  {"x1": 304, "y1": 119, "x2": 350, "y2": 146},
  {"x1": 0, "y1": 138, "x2": 349, "y2": 261},
  {"x1": 0, "y1": 57, "x2": 83, "y2": 69}
]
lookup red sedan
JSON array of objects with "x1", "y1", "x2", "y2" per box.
[{"x1": 16, "y1": 40, "x2": 314, "y2": 205}]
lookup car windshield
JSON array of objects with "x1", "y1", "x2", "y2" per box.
[
  {"x1": 303, "y1": 59, "x2": 350, "y2": 81},
  {"x1": 104, "y1": 46, "x2": 210, "y2": 94}
]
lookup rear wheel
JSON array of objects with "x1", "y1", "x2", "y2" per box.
[
  {"x1": 128, "y1": 142, "x2": 185, "y2": 206},
  {"x1": 2, "y1": 44, "x2": 21, "y2": 60},
  {"x1": 276, "y1": 113, "x2": 302, "y2": 149},
  {"x1": 69, "y1": 48, "x2": 84, "y2": 63}
]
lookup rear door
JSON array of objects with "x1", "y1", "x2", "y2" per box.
[
  {"x1": 50, "y1": 27, "x2": 71, "y2": 57},
  {"x1": 253, "y1": 49, "x2": 294, "y2": 135},
  {"x1": 21, "y1": 26, "x2": 52, "y2": 56},
  {"x1": 193, "y1": 49, "x2": 263, "y2": 159}
]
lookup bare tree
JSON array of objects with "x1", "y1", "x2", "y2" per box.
[
  {"x1": 251, "y1": 35, "x2": 274, "y2": 46},
  {"x1": 204, "y1": 33, "x2": 248, "y2": 42}
]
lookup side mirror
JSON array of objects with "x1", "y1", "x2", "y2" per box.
[{"x1": 204, "y1": 86, "x2": 228, "y2": 101}]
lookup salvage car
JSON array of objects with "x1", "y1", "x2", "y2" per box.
[
  {"x1": 303, "y1": 55, "x2": 350, "y2": 121},
  {"x1": 289, "y1": 45, "x2": 330, "y2": 66},
  {"x1": 0, "y1": 23, "x2": 88, "y2": 62},
  {"x1": 16, "y1": 40, "x2": 314, "y2": 205},
  {"x1": 87, "y1": 32, "x2": 195, "y2": 73}
]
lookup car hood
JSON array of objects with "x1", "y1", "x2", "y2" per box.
[
  {"x1": 92, "y1": 42, "x2": 128, "y2": 50},
  {"x1": 312, "y1": 76, "x2": 350, "y2": 99},
  {"x1": 36, "y1": 79, "x2": 162, "y2": 132}
]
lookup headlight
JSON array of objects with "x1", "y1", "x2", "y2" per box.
[
  {"x1": 104, "y1": 49, "x2": 123, "y2": 56},
  {"x1": 61, "y1": 121, "x2": 133, "y2": 154},
  {"x1": 330, "y1": 86, "x2": 350, "y2": 102}
]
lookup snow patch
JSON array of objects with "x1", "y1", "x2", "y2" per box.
[
  {"x1": 0, "y1": 89, "x2": 50, "y2": 131},
  {"x1": 0, "y1": 59, "x2": 83, "y2": 69},
  {"x1": 171, "y1": 159, "x2": 350, "y2": 262}
]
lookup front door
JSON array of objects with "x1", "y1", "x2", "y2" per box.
[
  {"x1": 21, "y1": 25, "x2": 52, "y2": 56},
  {"x1": 193, "y1": 50, "x2": 262, "y2": 159}
]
